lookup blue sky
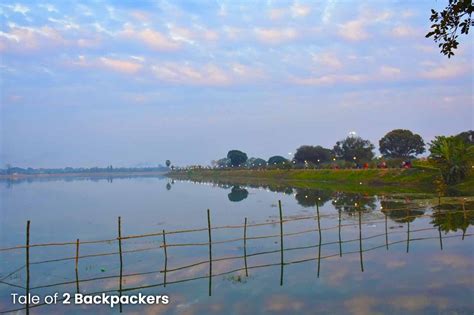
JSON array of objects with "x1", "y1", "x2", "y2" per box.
[{"x1": 0, "y1": 0, "x2": 472, "y2": 167}]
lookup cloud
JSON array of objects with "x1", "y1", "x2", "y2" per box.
[
  {"x1": 255, "y1": 28, "x2": 297, "y2": 44},
  {"x1": 0, "y1": 23, "x2": 66, "y2": 51},
  {"x1": 338, "y1": 10, "x2": 391, "y2": 41},
  {"x1": 420, "y1": 62, "x2": 470, "y2": 80},
  {"x1": 120, "y1": 24, "x2": 180, "y2": 51},
  {"x1": 5, "y1": 3, "x2": 29, "y2": 15},
  {"x1": 38, "y1": 3, "x2": 58, "y2": 13},
  {"x1": 313, "y1": 52, "x2": 342, "y2": 69},
  {"x1": 152, "y1": 63, "x2": 230, "y2": 85},
  {"x1": 379, "y1": 65, "x2": 401, "y2": 77},
  {"x1": 338, "y1": 19, "x2": 369, "y2": 41},
  {"x1": 392, "y1": 25, "x2": 418, "y2": 38},
  {"x1": 291, "y1": 73, "x2": 367, "y2": 85},
  {"x1": 100, "y1": 57, "x2": 142, "y2": 74},
  {"x1": 169, "y1": 25, "x2": 219, "y2": 44},
  {"x1": 291, "y1": 3, "x2": 311, "y2": 17}
]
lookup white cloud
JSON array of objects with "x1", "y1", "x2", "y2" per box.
[
  {"x1": 291, "y1": 73, "x2": 367, "y2": 85},
  {"x1": 255, "y1": 28, "x2": 297, "y2": 44},
  {"x1": 291, "y1": 3, "x2": 311, "y2": 17},
  {"x1": 5, "y1": 4, "x2": 29, "y2": 15},
  {"x1": 121, "y1": 24, "x2": 180, "y2": 51},
  {"x1": 338, "y1": 10, "x2": 391, "y2": 41},
  {"x1": 379, "y1": 65, "x2": 401, "y2": 77},
  {"x1": 100, "y1": 57, "x2": 142, "y2": 74},
  {"x1": 392, "y1": 25, "x2": 418, "y2": 38},
  {"x1": 38, "y1": 3, "x2": 58, "y2": 13},
  {"x1": 152, "y1": 63, "x2": 231, "y2": 85},
  {"x1": 420, "y1": 62, "x2": 470, "y2": 80},
  {"x1": 312, "y1": 52, "x2": 342, "y2": 69},
  {"x1": 338, "y1": 19, "x2": 368, "y2": 41}
]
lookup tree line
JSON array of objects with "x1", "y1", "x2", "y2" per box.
[{"x1": 211, "y1": 129, "x2": 473, "y2": 185}]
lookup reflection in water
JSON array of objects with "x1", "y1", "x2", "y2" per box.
[
  {"x1": 294, "y1": 189, "x2": 332, "y2": 207},
  {"x1": 381, "y1": 200, "x2": 425, "y2": 223},
  {"x1": 166, "y1": 182, "x2": 172, "y2": 190},
  {"x1": 431, "y1": 210, "x2": 474, "y2": 234},
  {"x1": 228, "y1": 186, "x2": 249, "y2": 202},
  {"x1": 332, "y1": 192, "x2": 376, "y2": 213}
]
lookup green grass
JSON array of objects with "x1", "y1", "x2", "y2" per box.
[{"x1": 168, "y1": 167, "x2": 474, "y2": 196}]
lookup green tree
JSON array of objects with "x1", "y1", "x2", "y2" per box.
[
  {"x1": 333, "y1": 136, "x2": 375, "y2": 162},
  {"x1": 455, "y1": 130, "x2": 474, "y2": 145},
  {"x1": 429, "y1": 135, "x2": 474, "y2": 184},
  {"x1": 426, "y1": 0, "x2": 473, "y2": 58},
  {"x1": 268, "y1": 155, "x2": 289, "y2": 165},
  {"x1": 246, "y1": 157, "x2": 267, "y2": 168},
  {"x1": 294, "y1": 145, "x2": 332, "y2": 164},
  {"x1": 165, "y1": 160, "x2": 171, "y2": 168},
  {"x1": 227, "y1": 150, "x2": 248, "y2": 167},
  {"x1": 379, "y1": 129, "x2": 425, "y2": 158}
]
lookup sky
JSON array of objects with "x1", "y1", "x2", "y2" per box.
[{"x1": 0, "y1": 0, "x2": 472, "y2": 168}]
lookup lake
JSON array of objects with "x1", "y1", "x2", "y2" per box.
[{"x1": 0, "y1": 176, "x2": 473, "y2": 314}]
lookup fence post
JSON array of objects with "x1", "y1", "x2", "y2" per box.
[
  {"x1": 406, "y1": 209, "x2": 410, "y2": 253},
  {"x1": 338, "y1": 210, "x2": 342, "y2": 257},
  {"x1": 244, "y1": 217, "x2": 248, "y2": 277},
  {"x1": 207, "y1": 209, "x2": 212, "y2": 296},
  {"x1": 118, "y1": 216, "x2": 123, "y2": 313},
  {"x1": 316, "y1": 201, "x2": 322, "y2": 278},
  {"x1": 75, "y1": 239, "x2": 80, "y2": 293},
  {"x1": 358, "y1": 210, "x2": 364, "y2": 272},
  {"x1": 385, "y1": 212, "x2": 389, "y2": 250},
  {"x1": 278, "y1": 200, "x2": 284, "y2": 286},
  {"x1": 26, "y1": 220, "x2": 30, "y2": 315},
  {"x1": 162, "y1": 230, "x2": 167, "y2": 287}
]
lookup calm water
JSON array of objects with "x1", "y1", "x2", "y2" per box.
[{"x1": 0, "y1": 176, "x2": 473, "y2": 314}]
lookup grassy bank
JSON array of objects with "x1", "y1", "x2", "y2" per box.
[{"x1": 168, "y1": 167, "x2": 474, "y2": 195}]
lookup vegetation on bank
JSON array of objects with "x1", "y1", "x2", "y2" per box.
[{"x1": 168, "y1": 167, "x2": 473, "y2": 195}]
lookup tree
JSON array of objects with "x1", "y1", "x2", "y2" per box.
[
  {"x1": 333, "y1": 136, "x2": 375, "y2": 162},
  {"x1": 455, "y1": 130, "x2": 474, "y2": 145},
  {"x1": 426, "y1": 0, "x2": 473, "y2": 58},
  {"x1": 379, "y1": 129, "x2": 425, "y2": 158},
  {"x1": 294, "y1": 145, "x2": 332, "y2": 164},
  {"x1": 246, "y1": 157, "x2": 267, "y2": 168},
  {"x1": 268, "y1": 155, "x2": 289, "y2": 165},
  {"x1": 429, "y1": 135, "x2": 474, "y2": 184},
  {"x1": 165, "y1": 160, "x2": 171, "y2": 168},
  {"x1": 227, "y1": 150, "x2": 248, "y2": 167}
]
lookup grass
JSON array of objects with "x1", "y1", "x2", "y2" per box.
[{"x1": 168, "y1": 167, "x2": 474, "y2": 196}]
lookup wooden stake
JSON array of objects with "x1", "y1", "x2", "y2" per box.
[
  {"x1": 162, "y1": 230, "x2": 167, "y2": 287},
  {"x1": 118, "y1": 217, "x2": 123, "y2": 313},
  {"x1": 338, "y1": 210, "x2": 342, "y2": 257},
  {"x1": 316, "y1": 202, "x2": 322, "y2": 277},
  {"x1": 385, "y1": 213, "x2": 389, "y2": 250},
  {"x1": 278, "y1": 200, "x2": 284, "y2": 286},
  {"x1": 207, "y1": 209, "x2": 212, "y2": 296},
  {"x1": 26, "y1": 220, "x2": 30, "y2": 315},
  {"x1": 406, "y1": 210, "x2": 410, "y2": 253},
  {"x1": 358, "y1": 210, "x2": 364, "y2": 272},
  {"x1": 244, "y1": 217, "x2": 248, "y2": 277},
  {"x1": 75, "y1": 239, "x2": 80, "y2": 294}
]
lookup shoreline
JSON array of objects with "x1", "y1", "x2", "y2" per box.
[
  {"x1": 0, "y1": 171, "x2": 168, "y2": 180},
  {"x1": 167, "y1": 168, "x2": 474, "y2": 195}
]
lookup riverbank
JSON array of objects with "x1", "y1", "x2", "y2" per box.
[
  {"x1": 0, "y1": 171, "x2": 167, "y2": 180},
  {"x1": 168, "y1": 168, "x2": 474, "y2": 195}
]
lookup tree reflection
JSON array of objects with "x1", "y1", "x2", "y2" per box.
[
  {"x1": 381, "y1": 200, "x2": 425, "y2": 223},
  {"x1": 431, "y1": 210, "x2": 474, "y2": 234},
  {"x1": 228, "y1": 186, "x2": 249, "y2": 202},
  {"x1": 294, "y1": 189, "x2": 332, "y2": 207},
  {"x1": 332, "y1": 192, "x2": 376, "y2": 213}
]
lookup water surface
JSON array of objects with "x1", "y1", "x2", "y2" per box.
[{"x1": 0, "y1": 176, "x2": 472, "y2": 314}]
